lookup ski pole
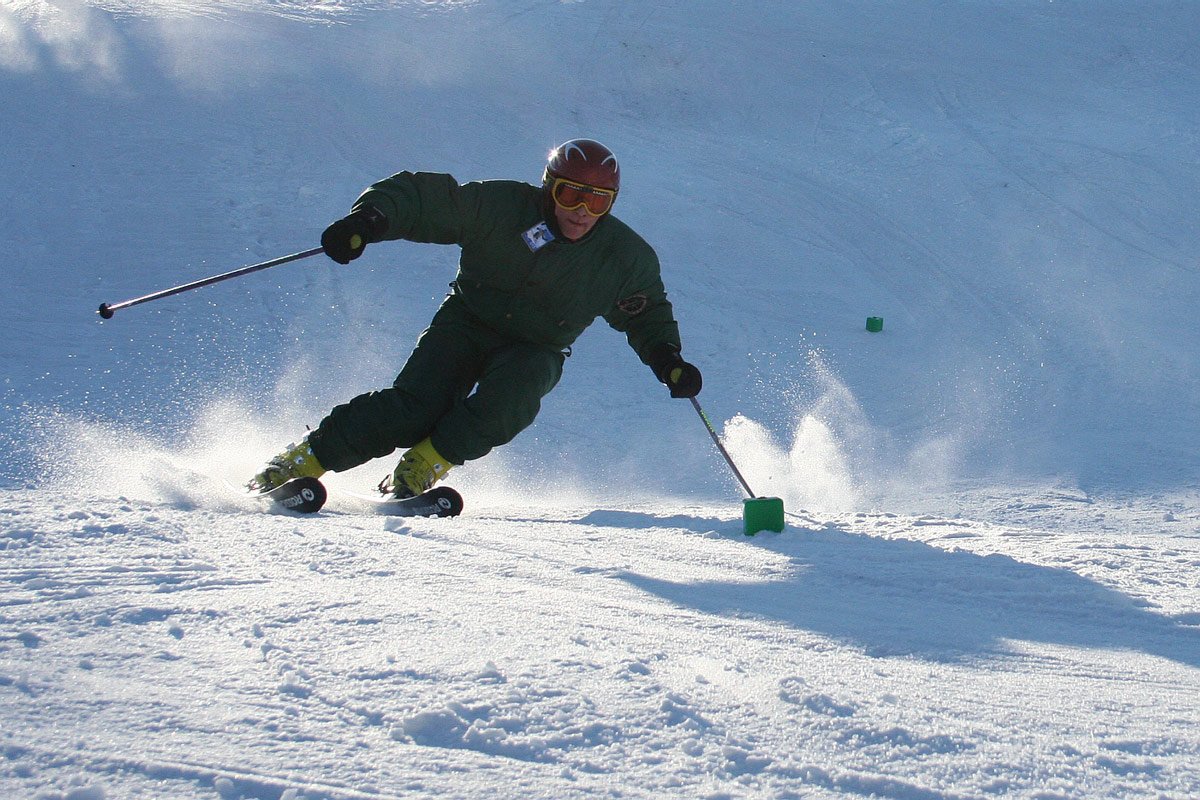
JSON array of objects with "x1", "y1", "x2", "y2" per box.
[
  {"x1": 97, "y1": 246, "x2": 325, "y2": 319},
  {"x1": 689, "y1": 396, "x2": 756, "y2": 499},
  {"x1": 690, "y1": 396, "x2": 786, "y2": 535}
]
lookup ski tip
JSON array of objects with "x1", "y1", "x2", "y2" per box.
[
  {"x1": 432, "y1": 486, "x2": 464, "y2": 517},
  {"x1": 267, "y1": 476, "x2": 327, "y2": 513},
  {"x1": 335, "y1": 484, "x2": 462, "y2": 518}
]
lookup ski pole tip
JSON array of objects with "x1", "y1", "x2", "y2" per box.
[{"x1": 97, "y1": 303, "x2": 114, "y2": 319}]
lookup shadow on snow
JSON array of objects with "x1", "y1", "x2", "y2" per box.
[{"x1": 580, "y1": 510, "x2": 1200, "y2": 669}]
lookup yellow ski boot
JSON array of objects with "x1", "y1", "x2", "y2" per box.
[
  {"x1": 248, "y1": 438, "x2": 326, "y2": 493},
  {"x1": 380, "y1": 438, "x2": 453, "y2": 499}
]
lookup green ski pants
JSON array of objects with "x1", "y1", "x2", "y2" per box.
[{"x1": 308, "y1": 295, "x2": 565, "y2": 472}]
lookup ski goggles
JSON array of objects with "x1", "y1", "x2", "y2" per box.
[{"x1": 549, "y1": 177, "x2": 617, "y2": 217}]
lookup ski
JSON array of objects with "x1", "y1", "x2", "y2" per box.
[
  {"x1": 336, "y1": 485, "x2": 464, "y2": 518},
  {"x1": 246, "y1": 476, "x2": 328, "y2": 513}
]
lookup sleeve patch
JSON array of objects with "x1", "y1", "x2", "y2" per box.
[{"x1": 617, "y1": 294, "x2": 649, "y2": 316}]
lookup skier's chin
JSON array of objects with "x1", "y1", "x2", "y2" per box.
[{"x1": 555, "y1": 210, "x2": 598, "y2": 241}]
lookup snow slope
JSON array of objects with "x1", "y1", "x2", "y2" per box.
[
  {"x1": 2, "y1": 1, "x2": 1199, "y2": 798},
  {"x1": 4, "y1": 482, "x2": 1200, "y2": 799}
]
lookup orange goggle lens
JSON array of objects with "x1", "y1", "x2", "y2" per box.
[{"x1": 551, "y1": 177, "x2": 616, "y2": 217}]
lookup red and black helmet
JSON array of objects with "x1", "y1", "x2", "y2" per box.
[
  {"x1": 544, "y1": 138, "x2": 620, "y2": 193},
  {"x1": 542, "y1": 139, "x2": 620, "y2": 217}
]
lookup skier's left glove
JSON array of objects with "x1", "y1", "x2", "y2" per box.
[
  {"x1": 648, "y1": 344, "x2": 702, "y2": 399},
  {"x1": 321, "y1": 206, "x2": 388, "y2": 264}
]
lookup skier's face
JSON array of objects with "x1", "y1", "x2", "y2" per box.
[{"x1": 554, "y1": 201, "x2": 601, "y2": 241}]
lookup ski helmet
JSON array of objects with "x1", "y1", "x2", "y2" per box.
[{"x1": 543, "y1": 138, "x2": 621, "y2": 195}]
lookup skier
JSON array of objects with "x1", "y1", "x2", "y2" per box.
[{"x1": 249, "y1": 139, "x2": 702, "y2": 499}]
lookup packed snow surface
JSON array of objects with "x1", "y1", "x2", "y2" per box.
[{"x1": 2, "y1": 1, "x2": 1199, "y2": 798}]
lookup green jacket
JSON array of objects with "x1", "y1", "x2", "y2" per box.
[{"x1": 353, "y1": 172, "x2": 682, "y2": 366}]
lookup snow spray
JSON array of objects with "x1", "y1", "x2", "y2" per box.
[{"x1": 688, "y1": 397, "x2": 785, "y2": 535}]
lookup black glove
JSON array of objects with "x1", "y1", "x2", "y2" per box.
[
  {"x1": 321, "y1": 206, "x2": 388, "y2": 265},
  {"x1": 648, "y1": 343, "x2": 703, "y2": 399}
]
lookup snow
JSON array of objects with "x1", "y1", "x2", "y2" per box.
[{"x1": 2, "y1": 0, "x2": 1199, "y2": 798}]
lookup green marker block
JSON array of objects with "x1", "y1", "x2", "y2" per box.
[
  {"x1": 866, "y1": 316, "x2": 883, "y2": 332},
  {"x1": 744, "y1": 496, "x2": 785, "y2": 536}
]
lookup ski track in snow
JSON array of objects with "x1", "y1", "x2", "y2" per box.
[{"x1": 2, "y1": 485, "x2": 1198, "y2": 799}]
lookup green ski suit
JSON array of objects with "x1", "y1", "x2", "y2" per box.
[{"x1": 306, "y1": 172, "x2": 683, "y2": 473}]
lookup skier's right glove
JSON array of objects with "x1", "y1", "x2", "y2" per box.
[
  {"x1": 321, "y1": 206, "x2": 388, "y2": 264},
  {"x1": 648, "y1": 343, "x2": 703, "y2": 399}
]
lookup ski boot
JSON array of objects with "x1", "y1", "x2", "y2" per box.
[
  {"x1": 248, "y1": 438, "x2": 326, "y2": 493},
  {"x1": 378, "y1": 437, "x2": 453, "y2": 499}
]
